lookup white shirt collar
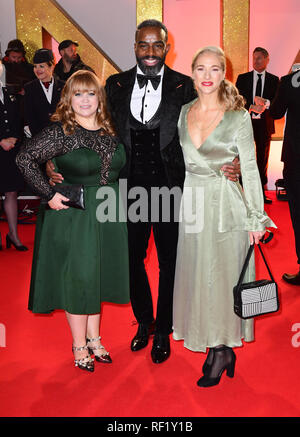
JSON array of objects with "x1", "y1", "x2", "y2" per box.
[
  {"x1": 39, "y1": 79, "x2": 54, "y2": 103},
  {"x1": 254, "y1": 69, "x2": 266, "y2": 76},
  {"x1": 39, "y1": 78, "x2": 53, "y2": 89}
]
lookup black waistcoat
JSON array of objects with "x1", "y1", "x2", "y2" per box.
[{"x1": 129, "y1": 105, "x2": 167, "y2": 188}]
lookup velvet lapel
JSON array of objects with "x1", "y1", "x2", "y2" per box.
[
  {"x1": 160, "y1": 66, "x2": 187, "y2": 149},
  {"x1": 112, "y1": 66, "x2": 136, "y2": 149}
]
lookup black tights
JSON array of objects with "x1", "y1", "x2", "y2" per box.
[
  {"x1": 3, "y1": 191, "x2": 22, "y2": 245},
  {"x1": 206, "y1": 345, "x2": 234, "y2": 378}
]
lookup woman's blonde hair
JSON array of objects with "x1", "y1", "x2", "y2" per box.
[
  {"x1": 51, "y1": 70, "x2": 116, "y2": 136},
  {"x1": 191, "y1": 46, "x2": 245, "y2": 111}
]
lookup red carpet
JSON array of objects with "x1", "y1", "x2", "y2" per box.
[{"x1": 0, "y1": 191, "x2": 300, "y2": 419}]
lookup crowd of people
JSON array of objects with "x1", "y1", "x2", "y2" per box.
[
  {"x1": 0, "y1": 19, "x2": 298, "y2": 387},
  {"x1": 0, "y1": 38, "x2": 93, "y2": 251}
]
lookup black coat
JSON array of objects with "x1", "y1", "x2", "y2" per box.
[
  {"x1": 236, "y1": 70, "x2": 279, "y2": 136},
  {"x1": 24, "y1": 78, "x2": 64, "y2": 137},
  {"x1": 0, "y1": 88, "x2": 22, "y2": 141},
  {"x1": 2, "y1": 58, "x2": 35, "y2": 93},
  {"x1": 53, "y1": 55, "x2": 94, "y2": 82},
  {"x1": 0, "y1": 87, "x2": 24, "y2": 192},
  {"x1": 105, "y1": 65, "x2": 196, "y2": 189},
  {"x1": 270, "y1": 71, "x2": 300, "y2": 165}
]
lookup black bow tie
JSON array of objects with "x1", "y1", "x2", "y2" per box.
[{"x1": 137, "y1": 74, "x2": 161, "y2": 90}]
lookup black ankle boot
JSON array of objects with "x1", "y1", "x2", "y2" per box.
[
  {"x1": 197, "y1": 346, "x2": 236, "y2": 388},
  {"x1": 202, "y1": 348, "x2": 215, "y2": 374}
]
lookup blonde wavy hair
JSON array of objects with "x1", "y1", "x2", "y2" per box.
[
  {"x1": 51, "y1": 70, "x2": 116, "y2": 136},
  {"x1": 191, "y1": 46, "x2": 245, "y2": 111}
]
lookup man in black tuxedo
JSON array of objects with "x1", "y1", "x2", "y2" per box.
[
  {"x1": 105, "y1": 20, "x2": 195, "y2": 363},
  {"x1": 236, "y1": 47, "x2": 279, "y2": 204},
  {"x1": 47, "y1": 20, "x2": 239, "y2": 363},
  {"x1": 105, "y1": 20, "x2": 238, "y2": 363},
  {"x1": 270, "y1": 68, "x2": 300, "y2": 285}
]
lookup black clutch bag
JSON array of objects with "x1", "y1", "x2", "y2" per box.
[
  {"x1": 233, "y1": 240, "x2": 279, "y2": 319},
  {"x1": 43, "y1": 184, "x2": 85, "y2": 210}
]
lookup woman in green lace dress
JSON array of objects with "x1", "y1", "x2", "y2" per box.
[
  {"x1": 17, "y1": 71, "x2": 130, "y2": 372},
  {"x1": 172, "y1": 47, "x2": 276, "y2": 387}
]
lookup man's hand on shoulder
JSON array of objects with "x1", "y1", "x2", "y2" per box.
[{"x1": 46, "y1": 160, "x2": 63, "y2": 186}]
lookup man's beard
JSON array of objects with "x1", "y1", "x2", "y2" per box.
[
  {"x1": 136, "y1": 55, "x2": 165, "y2": 76},
  {"x1": 64, "y1": 54, "x2": 78, "y2": 65}
]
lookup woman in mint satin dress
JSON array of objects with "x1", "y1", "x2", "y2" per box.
[
  {"x1": 17, "y1": 71, "x2": 130, "y2": 372},
  {"x1": 172, "y1": 47, "x2": 275, "y2": 387}
]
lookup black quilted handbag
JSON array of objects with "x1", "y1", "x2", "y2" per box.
[{"x1": 233, "y1": 240, "x2": 279, "y2": 319}]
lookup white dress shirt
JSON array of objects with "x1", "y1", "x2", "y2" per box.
[
  {"x1": 40, "y1": 79, "x2": 54, "y2": 104},
  {"x1": 130, "y1": 65, "x2": 164, "y2": 124},
  {"x1": 252, "y1": 69, "x2": 266, "y2": 102},
  {"x1": 252, "y1": 70, "x2": 270, "y2": 119}
]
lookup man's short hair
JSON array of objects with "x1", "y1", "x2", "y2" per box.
[
  {"x1": 253, "y1": 47, "x2": 269, "y2": 58},
  {"x1": 58, "y1": 39, "x2": 79, "y2": 52},
  {"x1": 5, "y1": 39, "x2": 26, "y2": 56},
  {"x1": 135, "y1": 19, "x2": 168, "y2": 42}
]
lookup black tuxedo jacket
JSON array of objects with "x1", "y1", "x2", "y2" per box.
[
  {"x1": 236, "y1": 70, "x2": 279, "y2": 136},
  {"x1": 270, "y1": 71, "x2": 300, "y2": 165},
  {"x1": 105, "y1": 65, "x2": 196, "y2": 189},
  {"x1": 24, "y1": 78, "x2": 64, "y2": 137}
]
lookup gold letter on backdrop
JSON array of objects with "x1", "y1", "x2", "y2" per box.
[
  {"x1": 221, "y1": 0, "x2": 249, "y2": 82},
  {"x1": 15, "y1": 0, "x2": 119, "y2": 83},
  {"x1": 15, "y1": 0, "x2": 249, "y2": 83},
  {"x1": 136, "y1": 0, "x2": 163, "y2": 24}
]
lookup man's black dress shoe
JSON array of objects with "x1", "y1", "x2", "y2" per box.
[
  {"x1": 282, "y1": 270, "x2": 300, "y2": 285},
  {"x1": 264, "y1": 196, "x2": 272, "y2": 204},
  {"x1": 151, "y1": 334, "x2": 170, "y2": 364},
  {"x1": 131, "y1": 321, "x2": 155, "y2": 351}
]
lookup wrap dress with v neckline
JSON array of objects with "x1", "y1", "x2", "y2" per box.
[{"x1": 172, "y1": 99, "x2": 275, "y2": 352}]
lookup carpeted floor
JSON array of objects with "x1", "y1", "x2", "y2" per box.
[{"x1": 0, "y1": 191, "x2": 300, "y2": 419}]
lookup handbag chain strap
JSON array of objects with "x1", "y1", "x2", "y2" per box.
[{"x1": 236, "y1": 243, "x2": 275, "y2": 288}]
